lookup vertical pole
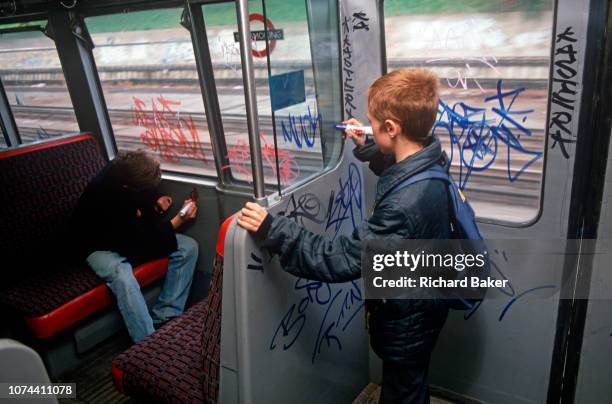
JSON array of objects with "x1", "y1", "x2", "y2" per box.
[{"x1": 236, "y1": 0, "x2": 265, "y2": 199}]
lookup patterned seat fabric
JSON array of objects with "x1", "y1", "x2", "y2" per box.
[
  {"x1": 0, "y1": 135, "x2": 105, "y2": 282},
  {"x1": 201, "y1": 254, "x2": 223, "y2": 403},
  {"x1": 0, "y1": 135, "x2": 171, "y2": 339},
  {"x1": 113, "y1": 254, "x2": 224, "y2": 403},
  {"x1": 0, "y1": 136, "x2": 105, "y2": 313},
  {"x1": 0, "y1": 263, "x2": 103, "y2": 317}
]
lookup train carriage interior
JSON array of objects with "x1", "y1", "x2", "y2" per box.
[{"x1": 0, "y1": 0, "x2": 611, "y2": 403}]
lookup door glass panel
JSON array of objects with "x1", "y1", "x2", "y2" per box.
[
  {"x1": 203, "y1": 1, "x2": 271, "y2": 186},
  {"x1": 384, "y1": 0, "x2": 553, "y2": 223},
  {"x1": 202, "y1": 0, "x2": 341, "y2": 192}
]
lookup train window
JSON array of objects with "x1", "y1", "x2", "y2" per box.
[
  {"x1": 383, "y1": 0, "x2": 553, "y2": 223},
  {"x1": 85, "y1": 9, "x2": 214, "y2": 177},
  {"x1": 201, "y1": 2, "x2": 260, "y2": 185},
  {"x1": 202, "y1": 0, "x2": 341, "y2": 192},
  {"x1": 0, "y1": 27, "x2": 79, "y2": 144}
]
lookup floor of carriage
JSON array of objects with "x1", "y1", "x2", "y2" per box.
[
  {"x1": 353, "y1": 383, "x2": 457, "y2": 404},
  {"x1": 56, "y1": 331, "x2": 456, "y2": 404},
  {"x1": 57, "y1": 331, "x2": 135, "y2": 404}
]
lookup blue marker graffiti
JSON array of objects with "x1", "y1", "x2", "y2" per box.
[
  {"x1": 326, "y1": 162, "x2": 363, "y2": 240},
  {"x1": 281, "y1": 106, "x2": 321, "y2": 149},
  {"x1": 270, "y1": 278, "x2": 364, "y2": 363},
  {"x1": 463, "y1": 249, "x2": 556, "y2": 321},
  {"x1": 433, "y1": 80, "x2": 543, "y2": 190}
]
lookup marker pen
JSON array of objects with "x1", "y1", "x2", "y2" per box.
[
  {"x1": 179, "y1": 201, "x2": 194, "y2": 217},
  {"x1": 335, "y1": 124, "x2": 373, "y2": 136}
]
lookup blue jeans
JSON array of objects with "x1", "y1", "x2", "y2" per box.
[{"x1": 86, "y1": 234, "x2": 198, "y2": 342}]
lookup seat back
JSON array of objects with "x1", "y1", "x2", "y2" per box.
[
  {"x1": 0, "y1": 134, "x2": 105, "y2": 282},
  {"x1": 201, "y1": 214, "x2": 234, "y2": 403},
  {"x1": 0, "y1": 339, "x2": 57, "y2": 404}
]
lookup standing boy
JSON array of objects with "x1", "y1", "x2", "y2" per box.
[{"x1": 238, "y1": 69, "x2": 450, "y2": 403}]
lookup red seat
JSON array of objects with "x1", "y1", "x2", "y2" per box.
[
  {"x1": 111, "y1": 215, "x2": 234, "y2": 403},
  {"x1": 0, "y1": 134, "x2": 170, "y2": 338},
  {"x1": 0, "y1": 258, "x2": 169, "y2": 339}
]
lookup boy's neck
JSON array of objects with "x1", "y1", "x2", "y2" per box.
[{"x1": 394, "y1": 136, "x2": 425, "y2": 162}]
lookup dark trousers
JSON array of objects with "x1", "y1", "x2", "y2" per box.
[{"x1": 379, "y1": 360, "x2": 430, "y2": 404}]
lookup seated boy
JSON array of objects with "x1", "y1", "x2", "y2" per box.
[
  {"x1": 238, "y1": 69, "x2": 450, "y2": 403},
  {"x1": 70, "y1": 150, "x2": 199, "y2": 342}
]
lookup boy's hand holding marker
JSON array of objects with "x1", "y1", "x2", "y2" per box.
[
  {"x1": 335, "y1": 118, "x2": 372, "y2": 147},
  {"x1": 238, "y1": 120, "x2": 372, "y2": 236}
]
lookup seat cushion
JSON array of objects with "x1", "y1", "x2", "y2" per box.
[
  {"x1": 202, "y1": 254, "x2": 223, "y2": 403},
  {"x1": 112, "y1": 216, "x2": 233, "y2": 403},
  {"x1": 112, "y1": 255, "x2": 224, "y2": 403},
  {"x1": 0, "y1": 258, "x2": 168, "y2": 339},
  {"x1": 112, "y1": 297, "x2": 210, "y2": 403}
]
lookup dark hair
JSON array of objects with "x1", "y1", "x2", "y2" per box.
[{"x1": 110, "y1": 150, "x2": 161, "y2": 191}]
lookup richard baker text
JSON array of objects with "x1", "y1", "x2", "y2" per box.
[{"x1": 372, "y1": 276, "x2": 507, "y2": 288}]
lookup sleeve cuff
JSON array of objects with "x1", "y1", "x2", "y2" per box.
[{"x1": 254, "y1": 213, "x2": 274, "y2": 240}]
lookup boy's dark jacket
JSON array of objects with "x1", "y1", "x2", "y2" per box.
[{"x1": 255, "y1": 136, "x2": 450, "y2": 364}]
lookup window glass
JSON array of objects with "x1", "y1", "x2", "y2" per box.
[
  {"x1": 263, "y1": 0, "x2": 338, "y2": 189},
  {"x1": 384, "y1": 0, "x2": 553, "y2": 223},
  {"x1": 202, "y1": 1, "x2": 267, "y2": 185},
  {"x1": 202, "y1": 0, "x2": 341, "y2": 192},
  {"x1": 86, "y1": 9, "x2": 214, "y2": 177},
  {"x1": 0, "y1": 28, "x2": 79, "y2": 144}
]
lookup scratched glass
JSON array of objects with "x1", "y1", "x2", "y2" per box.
[
  {"x1": 0, "y1": 28, "x2": 79, "y2": 145},
  {"x1": 201, "y1": 1, "x2": 270, "y2": 186},
  {"x1": 85, "y1": 9, "x2": 213, "y2": 177},
  {"x1": 383, "y1": 0, "x2": 553, "y2": 223},
  {"x1": 261, "y1": 0, "x2": 342, "y2": 191},
  {"x1": 202, "y1": 0, "x2": 341, "y2": 191}
]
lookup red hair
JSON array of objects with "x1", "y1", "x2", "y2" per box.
[{"x1": 368, "y1": 69, "x2": 439, "y2": 143}]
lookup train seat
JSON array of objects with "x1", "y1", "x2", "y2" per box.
[
  {"x1": 0, "y1": 134, "x2": 169, "y2": 339},
  {"x1": 111, "y1": 215, "x2": 233, "y2": 403}
]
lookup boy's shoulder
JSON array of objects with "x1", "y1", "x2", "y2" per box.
[{"x1": 385, "y1": 178, "x2": 446, "y2": 212}]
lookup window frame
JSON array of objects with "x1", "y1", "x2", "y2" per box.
[{"x1": 0, "y1": 21, "x2": 82, "y2": 148}]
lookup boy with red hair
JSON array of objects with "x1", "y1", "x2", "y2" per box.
[{"x1": 239, "y1": 69, "x2": 449, "y2": 403}]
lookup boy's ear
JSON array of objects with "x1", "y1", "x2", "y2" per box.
[{"x1": 384, "y1": 119, "x2": 402, "y2": 138}]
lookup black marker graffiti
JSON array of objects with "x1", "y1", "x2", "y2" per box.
[
  {"x1": 352, "y1": 11, "x2": 369, "y2": 31},
  {"x1": 342, "y1": 16, "x2": 356, "y2": 119},
  {"x1": 550, "y1": 26, "x2": 578, "y2": 159},
  {"x1": 247, "y1": 253, "x2": 264, "y2": 272},
  {"x1": 277, "y1": 193, "x2": 325, "y2": 226}
]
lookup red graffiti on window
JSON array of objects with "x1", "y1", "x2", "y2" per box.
[
  {"x1": 132, "y1": 95, "x2": 208, "y2": 165},
  {"x1": 222, "y1": 133, "x2": 300, "y2": 186}
]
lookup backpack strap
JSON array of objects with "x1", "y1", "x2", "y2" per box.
[
  {"x1": 392, "y1": 164, "x2": 450, "y2": 192},
  {"x1": 392, "y1": 165, "x2": 459, "y2": 210},
  {"x1": 390, "y1": 164, "x2": 460, "y2": 233}
]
